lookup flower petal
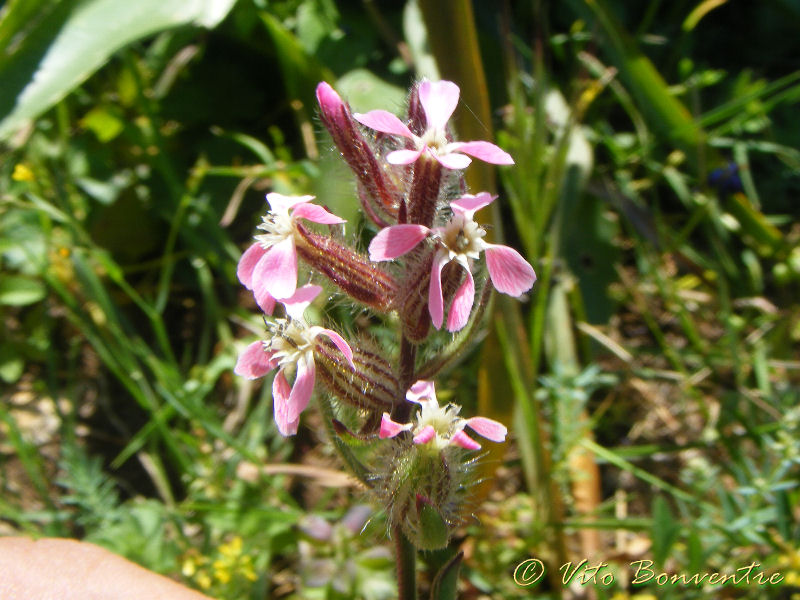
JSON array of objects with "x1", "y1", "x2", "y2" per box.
[
  {"x1": 273, "y1": 370, "x2": 299, "y2": 436},
  {"x1": 418, "y1": 80, "x2": 460, "y2": 131},
  {"x1": 287, "y1": 352, "x2": 316, "y2": 423},
  {"x1": 449, "y1": 141, "x2": 514, "y2": 165},
  {"x1": 282, "y1": 284, "x2": 323, "y2": 321},
  {"x1": 368, "y1": 224, "x2": 430, "y2": 261},
  {"x1": 234, "y1": 341, "x2": 276, "y2": 379},
  {"x1": 484, "y1": 244, "x2": 537, "y2": 296},
  {"x1": 433, "y1": 151, "x2": 472, "y2": 170},
  {"x1": 237, "y1": 243, "x2": 267, "y2": 290},
  {"x1": 354, "y1": 110, "x2": 414, "y2": 138},
  {"x1": 254, "y1": 237, "x2": 297, "y2": 299},
  {"x1": 387, "y1": 148, "x2": 424, "y2": 165},
  {"x1": 314, "y1": 327, "x2": 355, "y2": 369},
  {"x1": 254, "y1": 284, "x2": 276, "y2": 315},
  {"x1": 291, "y1": 202, "x2": 346, "y2": 225},
  {"x1": 428, "y1": 251, "x2": 450, "y2": 329},
  {"x1": 379, "y1": 413, "x2": 413, "y2": 438},
  {"x1": 266, "y1": 193, "x2": 315, "y2": 213},
  {"x1": 465, "y1": 416, "x2": 508, "y2": 442},
  {"x1": 406, "y1": 380, "x2": 437, "y2": 404},
  {"x1": 450, "y1": 429, "x2": 481, "y2": 450},
  {"x1": 412, "y1": 425, "x2": 436, "y2": 445},
  {"x1": 447, "y1": 267, "x2": 474, "y2": 332},
  {"x1": 450, "y1": 192, "x2": 496, "y2": 218}
]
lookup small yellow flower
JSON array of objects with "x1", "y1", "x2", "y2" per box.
[
  {"x1": 12, "y1": 164, "x2": 35, "y2": 182},
  {"x1": 212, "y1": 560, "x2": 232, "y2": 584},
  {"x1": 181, "y1": 557, "x2": 197, "y2": 577},
  {"x1": 219, "y1": 536, "x2": 243, "y2": 558},
  {"x1": 196, "y1": 571, "x2": 212, "y2": 590}
]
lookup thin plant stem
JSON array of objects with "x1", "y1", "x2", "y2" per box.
[{"x1": 394, "y1": 526, "x2": 417, "y2": 600}]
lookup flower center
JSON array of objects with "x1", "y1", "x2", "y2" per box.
[
  {"x1": 440, "y1": 214, "x2": 485, "y2": 260},
  {"x1": 255, "y1": 210, "x2": 296, "y2": 248},
  {"x1": 420, "y1": 127, "x2": 448, "y2": 154},
  {"x1": 415, "y1": 400, "x2": 465, "y2": 449},
  {"x1": 267, "y1": 319, "x2": 315, "y2": 369}
]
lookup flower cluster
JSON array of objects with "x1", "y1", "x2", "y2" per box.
[{"x1": 234, "y1": 78, "x2": 534, "y2": 549}]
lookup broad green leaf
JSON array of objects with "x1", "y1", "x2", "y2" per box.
[
  {"x1": 335, "y1": 69, "x2": 406, "y2": 114},
  {"x1": 0, "y1": 274, "x2": 46, "y2": 306},
  {"x1": 0, "y1": 0, "x2": 237, "y2": 141}
]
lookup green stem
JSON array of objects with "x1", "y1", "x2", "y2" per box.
[{"x1": 395, "y1": 526, "x2": 417, "y2": 600}]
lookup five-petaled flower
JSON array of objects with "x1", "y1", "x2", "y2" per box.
[
  {"x1": 380, "y1": 380, "x2": 507, "y2": 450},
  {"x1": 234, "y1": 285, "x2": 354, "y2": 436},
  {"x1": 368, "y1": 192, "x2": 536, "y2": 331},
  {"x1": 354, "y1": 80, "x2": 514, "y2": 170},
  {"x1": 237, "y1": 193, "x2": 346, "y2": 308}
]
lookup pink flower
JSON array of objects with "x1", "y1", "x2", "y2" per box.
[
  {"x1": 353, "y1": 80, "x2": 514, "y2": 170},
  {"x1": 379, "y1": 380, "x2": 507, "y2": 450},
  {"x1": 237, "y1": 193, "x2": 345, "y2": 305},
  {"x1": 368, "y1": 192, "x2": 536, "y2": 331},
  {"x1": 234, "y1": 285, "x2": 354, "y2": 436}
]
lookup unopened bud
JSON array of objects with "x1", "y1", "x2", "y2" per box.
[
  {"x1": 316, "y1": 82, "x2": 401, "y2": 226},
  {"x1": 314, "y1": 338, "x2": 398, "y2": 413},
  {"x1": 296, "y1": 223, "x2": 397, "y2": 312}
]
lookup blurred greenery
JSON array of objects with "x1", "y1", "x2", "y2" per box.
[{"x1": 1, "y1": 1, "x2": 799, "y2": 599}]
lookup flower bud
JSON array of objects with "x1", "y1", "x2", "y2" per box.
[
  {"x1": 316, "y1": 82, "x2": 401, "y2": 226},
  {"x1": 371, "y1": 439, "x2": 473, "y2": 551},
  {"x1": 295, "y1": 223, "x2": 397, "y2": 312},
  {"x1": 314, "y1": 338, "x2": 398, "y2": 413}
]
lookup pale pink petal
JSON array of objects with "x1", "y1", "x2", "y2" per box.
[
  {"x1": 484, "y1": 244, "x2": 537, "y2": 296},
  {"x1": 450, "y1": 429, "x2": 481, "y2": 450},
  {"x1": 447, "y1": 268, "x2": 474, "y2": 332},
  {"x1": 237, "y1": 243, "x2": 267, "y2": 290},
  {"x1": 291, "y1": 202, "x2": 346, "y2": 225},
  {"x1": 368, "y1": 224, "x2": 430, "y2": 261},
  {"x1": 428, "y1": 251, "x2": 450, "y2": 329},
  {"x1": 287, "y1": 353, "x2": 316, "y2": 423},
  {"x1": 413, "y1": 425, "x2": 436, "y2": 445},
  {"x1": 434, "y1": 151, "x2": 472, "y2": 170},
  {"x1": 449, "y1": 141, "x2": 514, "y2": 165},
  {"x1": 353, "y1": 110, "x2": 414, "y2": 138},
  {"x1": 254, "y1": 237, "x2": 297, "y2": 299},
  {"x1": 282, "y1": 284, "x2": 322, "y2": 321},
  {"x1": 465, "y1": 416, "x2": 508, "y2": 442},
  {"x1": 273, "y1": 370, "x2": 299, "y2": 435},
  {"x1": 314, "y1": 327, "x2": 355, "y2": 369},
  {"x1": 450, "y1": 192, "x2": 496, "y2": 218},
  {"x1": 234, "y1": 341, "x2": 276, "y2": 379},
  {"x1": 379, "y1": 413, "x2": 412, "y2": 438},
  {"x1": 387, "y1": 148, "x2": 424, "y2": 165},
  {"x1": 267, "y1": 192, "x2": 315, "y2": 212},
  {"x1": 418, "y1": 80, "x2": 460, "y2": 131},
  {"x1": 254, "y1": 284, "x2": 276, "y2": 315},
  {"x1": 406, "y1": 380, "x2": 437, "y2": 404}
]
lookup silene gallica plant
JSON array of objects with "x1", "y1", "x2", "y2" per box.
[{"x1": 234, "y1": 79, "x2": 535, "y2": 597}]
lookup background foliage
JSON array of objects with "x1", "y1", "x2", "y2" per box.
[{"x1": 1, "y1": 0, "x2": 799, "y2": 598}]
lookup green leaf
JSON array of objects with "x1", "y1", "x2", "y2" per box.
[
  {"x1": 0, "y1": 0, "x2": 237, "y2": 141},
  {"x1": 651, "y1": 496, "x2": 681, "y2": 568},
  {"x1": 429, "y1": 551, "x2": 463, "y2": 600},
  {"x1": 0, "y1": 342, "x2": 25, "y2": 383},
  {"x1": 335, "y1": 69, "x2": 407, "y2": 114},
  {"x1": 0, "y1": 274, "x2": 46, "y2": 306}
]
